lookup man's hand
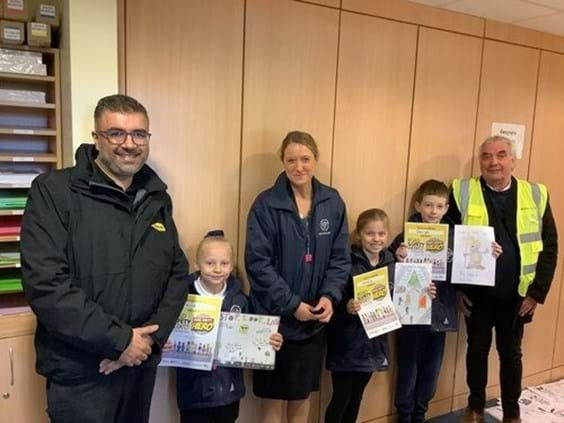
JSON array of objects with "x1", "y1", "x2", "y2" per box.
[
  {"x1": 456, "y1": 291, "x2": 473, "y2": 317},
  {"x1": 119, "y1": 324, "x2": 159, "y2": 367},
  {"x1": 519, "y1": 296, "x2": 537, "y2": 317},
  {"x1": 313, "y1": 296, "x2": 333, "y2": 323},
  {"x1": 294, "y1": 302, "x2": 317, "y2": 322},
  {"x1": 99, "y1": 358, "x2": 125, "y2": 375}
]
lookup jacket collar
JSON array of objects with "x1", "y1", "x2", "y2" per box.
[
  {"x1": 70, "y1": 143, "x2": 167, "y2": 196},
  {"x1": 351, "y1": 244, "x2": 395, "y2": 268},
  {"x1": 267, "y1": 172, "x2": 332, "y2": 212},
  {"x1": 188, "y1": 272, "x2": 243, "y2": 304}
]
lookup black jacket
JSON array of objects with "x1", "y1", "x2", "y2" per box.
[
  {"x1": 326, "y1": 246, "x2": 395, "y2": 372},
  {"x1": 447, "y1": 176, "x2": 558, "y2": 305},
  {"x1": 21, "y1": 144, "x2": 189, "y2": 383},
  {"x1": 246, "y1": 172, "x2": 351, "y2": 340},
  {"x1": 390, "y1": 213, "x2": 458, "y2": 332},
  {"x1": 176, "y1": 273, "x2": 248, "y2": 410}
]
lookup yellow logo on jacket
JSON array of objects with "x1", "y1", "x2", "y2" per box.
[{"x1": 152, "y1": 222, "x2": 166, "y2": 232}]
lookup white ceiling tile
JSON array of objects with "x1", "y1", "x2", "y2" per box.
[
  {"x1": 444, "y1": 0, "x2": 556, "y2": 22},
  {"x1": 522, "y1": 0, "x2": 564, "y2": 11},
  {"x1": 514, "y1": 12, "x2": 564, "y2": 35}
]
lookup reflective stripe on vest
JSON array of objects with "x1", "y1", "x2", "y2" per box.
[{"x1": 452, "y1": 177, "x2": 547, "y2": 297}]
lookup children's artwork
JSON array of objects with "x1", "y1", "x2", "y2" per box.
[
  {"x1": 393, "y1": 262, "x2": 432, "y2": 325},
  {"x1": 451, "y1": 225, "x2": 496, "y2": 286},
  {"x1": 215, "y1": 312, "x2": 280, "y2": 370},
  {"x1": 353, "y1": 267, "x2": 402, "y2": 339},
  {"x1": 160, "y1": 294, "x2": 222, "y2": 370},
  {"x1": 404, "y1": 222, "x2": 449, "y2": 281}
]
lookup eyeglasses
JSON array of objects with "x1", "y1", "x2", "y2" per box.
[{"x1": 92, "y1": 129, "x2": 152, "y2": 146}]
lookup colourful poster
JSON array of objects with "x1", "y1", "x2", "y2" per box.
[
  {"x1": 393, "y1": 262, "x2": 433, "y2": 325},
  {"x1": 353, "y1": 268, "x2": 401, "y2": 339},
  {"x1": 160, "y1": 294, "x2": 222, "y2": 370},
  {"x1": 452, "y1": 225, "x2": 496, "y2": 286},
  {"x1": 215, "y1": 312, "x2": 280, "y2": 370},
  {"x1": 404, "y1": 222, "x2": 449, "y2": 281}
]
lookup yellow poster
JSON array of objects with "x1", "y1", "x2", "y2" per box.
[
  {"x1": 404, "y1": 222, "x2": 449, "y2": 281},
  {"x1": 161, "y1": 294, "x2": 223, "y2": 370}
]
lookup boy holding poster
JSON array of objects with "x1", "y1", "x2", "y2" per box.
[
  {"x1": 325, "y1": 209, "x2": 397, "y2": 423},
  {"x1": 390, "y1": 180, "x2": 457, "y2": 423},
  {"x1": 174, "y1": 231, "x2": 283, "y2": 423}
]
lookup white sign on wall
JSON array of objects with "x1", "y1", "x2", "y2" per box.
[{"x1": 491, "y1": 122, "x2": 526, "y2": 159}]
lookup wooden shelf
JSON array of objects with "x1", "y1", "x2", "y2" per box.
[
  {"x1": 0, "y1": 210, "x2": 24, "y2": 216},
  {"x1": 0, "y1": 127, "x2": 56, "y2": 136},
  {"x1": 0, "y1": 101, "x2": 55, "y2": 109},
  {"x1": 0, "y1": 235, "x2": 20, "y2": 243},
  {"x1": 0, "y1": 153, "x2": 56, "y2": 163},
  {"x1": 0, "y1": 72, "x2": 55, "y2": 83}
]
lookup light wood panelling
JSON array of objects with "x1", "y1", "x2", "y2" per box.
[
  {"x1": 486, "y1": 20, "x2": 564, "y2": 55},
  {"x1": 406, "y1": 28, "x2": 482, "y2": 212},
  {"x1": 297, "y1": 0, "x2": 340, "y2": 8},
  {"x1": 343, "y1": 0, "x2": 484, "y2": 37},
  {"x1": 529, "y1": 51, "x2": 564, "y2": 368},
  {"x1": 472, "y1": 40, "x2": 539, "y2": 179},
  {"x1": 125, "y1": 0, "x2": 244, "y2": 262},
  {"x1": 332, "y1": 12, "x2": 417, "y2": 235}
]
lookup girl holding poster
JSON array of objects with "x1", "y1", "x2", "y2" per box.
[{"x1": 325, "y1": 208, "x2": 396, "y2": 423}]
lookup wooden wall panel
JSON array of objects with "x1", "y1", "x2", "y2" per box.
[
  {"x1": 343, "y1": 0, "x2": 484, "y2": 37},
  {"x1": 298, "y1": 0, "x2": 341, "y2": 7},
  {"x1": 485, "y1": 20, "x2": 564, "y2": 55},
  {"x1": 472, "y1": 40, "x2": 540, "y2": 179},
  {"x1": 125, "y1": 0, "x2": 244, "y2": 262},
  {"x1": 529, "y1": 51, "x2": 564, "y2": 368},
  {"x1": 332, "y1": 12, "x2": 416, "y2": 236},
  {"x1": 406, "y1": 28, "x2": 482, "y2": 213}
]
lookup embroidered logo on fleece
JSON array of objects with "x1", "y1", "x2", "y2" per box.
[
  {"x1": 152, "y1": 222, "x2": 166, "y2": 232},
  {"x1": 319, "y1": 218, "x2": 331, "y2": 236}
]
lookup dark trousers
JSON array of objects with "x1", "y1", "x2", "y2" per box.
[
  {"x1": 394, "y1": 329, "x2": 446, "y2": 423},
  {"x1": 465, "y1": 296, "x2": 524, "y2": 419},
  {"x1": 325, "y1": 371, "x2": 372, "y2": 423},
  {"x1": 46, "y1": 365, "x2": 158, "y2": 423},
  {"x1": 180, "y1": 401, "x2": 240, "y2": 423}
]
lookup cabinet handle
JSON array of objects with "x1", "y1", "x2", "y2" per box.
[{"x1": 8, "y1": 347, "x2": 14, "y2": 386}]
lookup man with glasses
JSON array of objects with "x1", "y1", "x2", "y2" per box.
[{"x1": 21, "y1": 94, "x2": 189, "y2": 423}]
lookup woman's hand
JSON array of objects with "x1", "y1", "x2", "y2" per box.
[
  {"x1": 269, "y1": 333, "x2": 284, "y2": 351},
  {"x1": 313, "y1": 296, "x2": 334, "y2": 323},
  {"x1": 346, "y1": 298, "x2": 361, "y2": 315},
  {"x1": 294, "y1": 302, "x2": 317, "y2": 322}
]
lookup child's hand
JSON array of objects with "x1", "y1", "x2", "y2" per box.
[
  {"x1": 346, "y1": 298, "x2": 361, "y2": 315},
  {"x1": 395, "y1": 243, "x2": 408, "y2": 262},
  {"x1": 427, "y1": 282, "x2": 437, "y2": 299},
  {"x1": 163, "y1": 340, "x2": 173, "y2": 353},
  {"x1": 269, "y1": 333, "x2": 283, "y2": 351},
  {"x1": 491, "y1": 241, "x2": 503, "y2": 258}
]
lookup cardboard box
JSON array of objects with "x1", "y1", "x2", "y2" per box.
[
  {"x1": 34, "y1": 0, "x2": 59, "y2": 29},
  {"x1": 2, "y1": 0, "x2": 29, "y2": 22},
  {"x1": 27, "y1": 21, "x2": 50, "y2": 47},
  {"x1": 0, "y1": 20, "x2": 24, "y2": 45}
]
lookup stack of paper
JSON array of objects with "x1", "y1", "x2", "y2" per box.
[
  {"x1": 0, "y1": 215, "x2": 21, "y2": 236},
  {"x1": 0, "y1": 191, "x2": 26, "y2": 209}
]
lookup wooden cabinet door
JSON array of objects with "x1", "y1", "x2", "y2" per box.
[{"x1": 0, "y1": 335, "x2": 47, "y2": 423}]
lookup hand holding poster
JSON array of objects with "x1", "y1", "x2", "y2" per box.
[
  {"x1": 404, "y1": 222, "x2": 449, "y2": 281},
  {"x1": 393, "y1": 262, "x2": 432, "y2": 325},
  {"x1": 353, "y1": 267, "x2": 401, "y2": 339},
  {"x1": 215, "y1": 312, "x2": 280, "y2": 370},
  {"x1": 451, "y1": 225, "x2": 496, "y2": 286},
  {"x1": 160, "y1": 294, "x2": 222, "y2": 370}
]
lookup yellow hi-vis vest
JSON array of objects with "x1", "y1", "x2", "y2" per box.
[{"x1": 452, "y1": 177, "x2": 547, "y2": 297}]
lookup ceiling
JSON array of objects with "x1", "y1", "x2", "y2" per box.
[{"x1": 408, "y1": 0, "x2": 564, "y2": 36}]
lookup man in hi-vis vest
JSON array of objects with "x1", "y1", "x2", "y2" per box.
[{"x1": 448, "y1": 136, "x2": 558, "y2": 423}]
